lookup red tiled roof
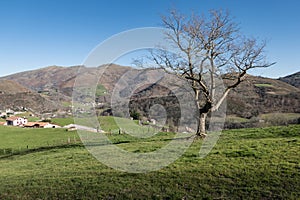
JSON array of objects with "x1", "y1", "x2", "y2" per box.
[
  {"x1": 6, "y1": 116, "x2": 22, "y2": 121},
  {"x1": 24, "y1": 122, "x2": 49, "y2": 127}
]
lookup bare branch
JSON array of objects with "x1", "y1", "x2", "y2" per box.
[{"x1": 138, "y1": 9, "x2": 274, "y2": 135}]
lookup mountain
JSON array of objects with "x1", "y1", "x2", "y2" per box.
[
  {"x1": 2, "y1": 64, "x2": 131, "y2": 97},
  {"x1": 2, "y1": 65, "x2": 81, "y2": 96},
  {"x1": 278, "y1": 71, "x2": 300, "y2": 88},
  {"x1": 0, "y1": 64, "x2": 132, "y2": 116},
  {"x1": 0, "y1": 65, "x2": 299, "y2": 119}
]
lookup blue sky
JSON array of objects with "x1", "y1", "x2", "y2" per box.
[{"x1": 0, "y1": 0, "x2": 299, "y2": 78}]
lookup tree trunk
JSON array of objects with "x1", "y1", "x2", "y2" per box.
[{"x1": 197, "y1": 112, "x2": 207, "y2": 137}]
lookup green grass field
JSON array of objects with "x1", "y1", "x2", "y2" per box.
[
  {"x1": 261, "y1": 113, "x2": 300, "y2": 122},
  {"x1": 51, "y1": 118, "x2": 75, "y2": 127},
  {"x1": 0, "y1": 124, "x2": 299, "y2": 199},
  {"x1": 254, "y1": 83, "x2": 274, "y2": 88},
  {"x1": 0, "y1": 126, "x2": 80, "y2": 154},
  {"x1": 96, "y1": 84, "x2": 107, "y2": 96}
]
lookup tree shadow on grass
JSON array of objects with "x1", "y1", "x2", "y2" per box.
[{"x1": 0, "y1": 134, "x2": 194, "y2": 160}]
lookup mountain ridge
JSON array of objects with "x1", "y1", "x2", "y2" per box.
[{"x1": 278, "y1": 71, "x2": 300, "y2": 88}]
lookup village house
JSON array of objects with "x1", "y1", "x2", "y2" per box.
[{"x1": 6, "y1": 116, "x2": 28, "y2": 126}]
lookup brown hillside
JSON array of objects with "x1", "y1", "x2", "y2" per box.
[
  {"x1": 0, "y1": 65, "x2": 132, "y2": 115},
  {"x1": 226, "y1": 74, "x2": 300, "y2": 117},
  {"x1": 0, "y1": 92, "x2": 60, "y2": 114},
  {"x1": 2, "y1": 65, "x2": 81, "y2": 93},
  {"x1": 1, "y1": 64, "x2": 131, "y2": 96},
  {"x1": 0, "y1": 80, "x2": 31, "y2": 94},
  {"x1": 129, "y1": 73, "x2": 300, "y2": 119}
]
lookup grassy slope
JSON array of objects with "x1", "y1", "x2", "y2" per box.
[
  {"x1": 260, "y1": 113, "x2": 300, "y2": 121},
  {"x1": 51, "y1": 118, "x2": 75, "y2": 126},
  {"x1": 0, "y1": 125, "x2": 299, "y2": 199},
  {"x1": 0, "y1": 126, "x2": 79, "y2": 150}
]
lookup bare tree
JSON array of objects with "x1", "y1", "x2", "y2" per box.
[{"x1": 147, "y1": 9, "x2": 274, "y2": 137}]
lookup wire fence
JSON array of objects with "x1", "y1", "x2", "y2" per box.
[{"x1": 0, "y1": 136, "x2": 81, "y2": 158}]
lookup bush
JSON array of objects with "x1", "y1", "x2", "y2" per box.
[
  {"x1": 41, "y1": 119, "x2": 52, "y2": 123},
  {"x1": 130, "y1": 110, "x2": 141, "y2": 120}
]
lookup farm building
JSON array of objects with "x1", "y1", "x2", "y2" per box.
[
  {"x1": 6, "y1": 116, "x2": 28, "y2": 126},
  {"x1": 23, "y1": 122, "x2": 60, "y2": 128}
]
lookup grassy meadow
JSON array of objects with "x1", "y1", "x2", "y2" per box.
[
  {"x1": 0, "y1": 126, "x2": 80, "y2": 155},
  {"x1": 0, "y1": 123, "x2": 299, "y2": 199}
]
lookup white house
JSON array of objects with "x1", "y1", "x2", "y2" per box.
[{"x1": 6, "y1": 116, "x2": 28, "y2": 126}]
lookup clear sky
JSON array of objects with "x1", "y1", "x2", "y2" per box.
[{"x1": 0, "y1": 0, "x2": 299, "y2": 78}]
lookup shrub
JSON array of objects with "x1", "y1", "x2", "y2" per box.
[
  {"x1": 130, "y1": 110, "x2": 141, "y2": 120},
  {"x1": 41, "y1": 119, "x2": 52, "y2": 123}
]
